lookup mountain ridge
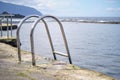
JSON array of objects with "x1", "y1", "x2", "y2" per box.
[{"x1": 0, "y1": 1, "x2": 42, "y2": 16}]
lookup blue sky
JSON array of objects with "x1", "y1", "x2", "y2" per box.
[{"x1": 1, "y1": 0, "x2": 120, "y2": 17}]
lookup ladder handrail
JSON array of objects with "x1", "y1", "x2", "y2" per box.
[
  {"x1": 16, "y1": 15, "x2": 40, "y2": 62},
  {"x1": 30, "y1": 15, "x2": 72, "y2": 66},
  {"x1": 30, "y1": 19, "x2": 57, "y2": 65}
]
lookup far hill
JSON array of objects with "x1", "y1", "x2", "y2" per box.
[{"x1": 0, "y1": 1, "x2": 42, "y2": 16}]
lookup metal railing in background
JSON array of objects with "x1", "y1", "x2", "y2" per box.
[
  {"x1": 0, "y1": 14, "x2": 14, "y2": 38},
  {"x1": 0, "y1": 17, "x2": 4, "y2": 37}
]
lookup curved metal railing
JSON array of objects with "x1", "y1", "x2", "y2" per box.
[
  {"x1": 30, "y1": 15, "x2": 72, "y2": 66},
  {"x1": 17, "y1": 15, "x2": 72, "y2": 66},
  {"x1": 16, "y1": 15, "x2": 40, "y2": 62}
]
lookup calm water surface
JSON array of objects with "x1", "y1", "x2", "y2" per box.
[{"x1": 9, "y1": 22, "x2": 120, "y2": 79}]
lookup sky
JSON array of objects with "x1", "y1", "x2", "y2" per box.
[{"x1": 0, "y1": 0, "x2": 120, "y2": 17}]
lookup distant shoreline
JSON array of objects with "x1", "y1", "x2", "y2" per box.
[
  {"x1": 59, "y1": 17, "x2": 120, "y2": 24},
  {"x1": 60, "y1": 20, "x2": 120, "y2": 24},
  {"x1": 78, "y1": 21, "x2": 120, "y2": 24},
  {"x1": 10, "y1": 17, "x2": 120, "y2": 24}
]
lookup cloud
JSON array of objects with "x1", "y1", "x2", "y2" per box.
[{"x1": 107, "y1": 8, "x2": 120, "y2": 11}]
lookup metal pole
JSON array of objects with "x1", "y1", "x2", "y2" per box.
[
  {"x1": 30, "y1": 21, "x2": 37, "y2": 66},
  {"x1": 7, "y1": 17, "x2": 9, "y2": 38},
  {"x1": 0, "y1": 20, "x2": 2, "y2": 37},
  {"x1": 49, "y1": 16, "x2": 72, "y2": 64},
  {"x1": 0, "y1": 26, "x2": 1, "y2": 37},
  {"x1": 16, "y1": 15, "x2": 40, "y2": 63},
  {"x1": 0, "y1": 17, "x2": 4, "y2": 37},
  {"x1": 58, "y1": 20, "x2": 72, "y2": 64},
  {"x1": 10, "y1": 16, "x2": 12, "y2": 37},
  {"x1": 30, "y1": 31, "x2": 36, "y2": 65},
  {"x1": 42, "y1": 19, "x2": 57, "y2": 60}
]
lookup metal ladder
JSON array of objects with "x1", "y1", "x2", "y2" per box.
[{"x1": 17, "y1": 15, "x2": 72, "y2": 66}]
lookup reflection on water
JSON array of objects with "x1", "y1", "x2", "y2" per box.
[{"x1": 6, "y1": 22, "x2": 120, "y2": 79}]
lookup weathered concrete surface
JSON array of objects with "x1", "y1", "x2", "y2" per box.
[{"x1": 0, "y1": 43, "x2": 116, "y2": 80}]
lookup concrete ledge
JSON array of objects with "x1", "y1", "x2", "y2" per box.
[
  {"x1": 0, "y1": 43, "x2": 116, "y2": 80},
  {"x1": 0, "y1": 37, "x2": 17, "y2": 47}
]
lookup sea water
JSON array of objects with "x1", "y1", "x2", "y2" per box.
[{"x1": 3, "y1": 18, "x2": 120, "y2": 79}]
